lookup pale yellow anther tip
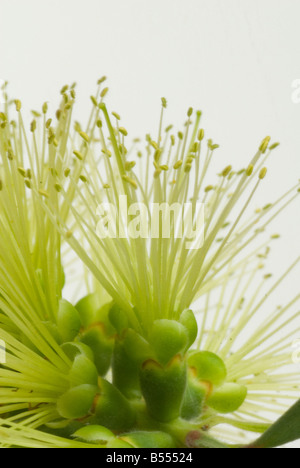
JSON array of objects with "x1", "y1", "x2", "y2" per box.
[{"x1": 259, "y1": 167, "x2": 267, "y2": 179}]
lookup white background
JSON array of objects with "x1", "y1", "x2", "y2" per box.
[{"x1": 0, "y1": 0, "x2": 299, "y2": 447}]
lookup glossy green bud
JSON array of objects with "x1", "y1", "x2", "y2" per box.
[
  {"x1": 57, "y1": 384, "x2": 97, "y2": 419},
  {"x1": 121, "y1": 431, "x2": 177, "y2": 448},
  {"x1": 139, "y1": 355, "x2": 187, "y2": 422},
  {"x1": 68, "y1": 354, "x2": 99, "y2": 387},
  {"x1": 57, "y1": 299, "x2": 81, "y2": 342},
  {"x1": 112, "y1": 340, "x2": 141, "y2": 399},
  {"x1": 123, "y1": 328, "x2": 153, "y2": 365},
  {"x1": 188, "y1": 351, "x2": 227, "y2": 386},
  {"x1": 92, "y1": 378, "x2": 136, "y2": 432},
  {"x1": 179, "y1": 309, "x2": 198, "y2": 349},
  {"x1": 81, "y1": 324, "x2": 114, "y2": 376},
  {"x1": 207, "y1": 383, "x2": 247, "y2": 413},
  {"x1": 72, "y1": 425, "x2": 114, "y2": 444},
  {"x1": 109, "y1": 304, "x2": 128, "y2": 334},
  {"x1": 149, "y1": 319, "x2": 188, "y2": 365}
]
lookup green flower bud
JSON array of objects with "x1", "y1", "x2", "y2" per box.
[
  {"x1": 123, "y1": 328, "x2": 153, "y2": 365},
  {"x1": 92, "y1": 378, "x2": 136, "y2": 432},
  {"x1": 80, "y1": 324, "x2": 114, "y2": 376},
  {"x1": 139, "y1": 355, "x2": 187, "y2": 422},
  {"x1": 112, "y1": 340, "x2": 141, "y2": 398},
  {"x1": 121, "y1": 431, "x2": 177, "y2": 448},
  {"x1": 149, "y1": 319, "x2": 188, "y2": 365},
  {"x1": 72, "y1": 425, "x2": 114, "y2": 444},
  {"x1": 207, "y1": 383, "x2": 247, "y2": 413},
  {"x1": 179, "y1": 309, "x2": 198, "y2": 349},
  {"x1": 57, "y1": 384, "x2": 98, "y2": 419},
  {"x1": 68, "y1": 354, "x2": 99, "y2": 387},
  {"x1": 75, "y1": 293, "x2": 113, "y2": 330},
  {"x1": 57, "y1": 299, "x2": 81, "y2": 342},
  {"x1": 61, "y1": 341, "x2": 94, "y2": 362},
  {"x1": 188, "y1": 351, "x2": 227, "y2": 386},
  {"x1": 109, "y1": 304, "x2": 128, "y2": 334}
]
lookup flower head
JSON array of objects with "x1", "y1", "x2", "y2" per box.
[{"x1": 0, "y1": 80, "x2": 299, "y2": 448}]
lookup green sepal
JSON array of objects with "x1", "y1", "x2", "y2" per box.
[
  {"x1": 68, "y1": 354, "x2": 99, "y2": 387},
  {"x1": 179, "y1": 309, "x2": 198, "y2": 350},
  {"x1": 139, "y1": 355, "x2": 187, "y2": 422},
  {"x1": 112, "y1": 339, "x2": 141, "y2": 398},
  {"x1": 188, "y1": 350, "x2": 227, "y2": 386},
  {"x1": 109, "y1": 304, "x2": 128, "y2": 334},
  {"x1": 149, "y1": 319, "x2": 188, "y2": 365},
  {"x1": 207, "y1": 383, "x2": 247, "y2": 413},
  {"x1": 75, "y1": 293, "x2": 113, "y2": 331},
  {"x1": 91, "y1": 378, "x2": 136, "y2": 432},
  {"x1": 61, "y1": 341, "x2": 94, "y2": 361},
  {"x1": 181, "y1": 369, "x2": 208, "y2": 420},
  {"x1": 121, "y1": 431, "x2": 177, "y2": 448},
  {"x1": 57, "y1": 299, "x2": 81, "y2": 342},
  {"x1": 80, "y1": 324, "x2": 114, "y2": 376},
  {"x1": 123, "y1": 328, "x2": 153, "y2": 365},
  {"x1": 72, "y1": 425, "x2": 114, "y2": 444},
  {"x1": 57, "y1": 384, "x2": 98, "y2": 419}
]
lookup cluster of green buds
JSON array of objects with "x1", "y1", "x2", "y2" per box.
[{"x1": 43, "y1": 295, "x2": 247, "y2": 447}]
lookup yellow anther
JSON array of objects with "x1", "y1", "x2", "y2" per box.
[
  {"x1": 64, "y1": 168, "x2": 71, "y2": 177},
  {"x1": 122, "y1": 175, "x2": 138, "y2": 189},
  {"x1": 259, "y1": 167, "x2": 267, "y2": 179},
  {"x1": 222, "y1": 165, "x2": 232, "y2": 177},
  {"x1": 103, "y1": 183, "x2": 110, "y2": 189},
  {"x1": 15, "y1": 100, "x2": 21, "y2": 112},
  {"x1": 90, "y1": 96, "x2": 98, "y2": 106},
  {"x1": 112, "y1": 111, "x2": 121, "y2": 121},
  {"x1": 97, "y1": 76, "x2": 107, "y2": 84},
  {"x1": 73, "y1": 150, "x2": 84, "y2": 161},
  {"x1": 119, "y1": 127, "x2": 128, "y2": 137},
  {"x1": 125, "y1": 161, "x2": 136, "y2": 171},
  {"x1": 38, "y1": 189, "x2": 49, "y2": 198},
  {"x1": 60, "y1": 85, "x2": 69, "y2": 94},
  {"x1": 197, "y1": 129, "x2": 205, "y2": 141},
  {"x1": 100, "y1": 87, "x2": 109, "y2": 98},
  {"x1": 205, "y1": 185, "x2": 214, "y2": 192},
  {"x1": 187, "y1": 107, "x2": 193, "y2": 117},
  {"x1": 269, "y1": 142, "x2": 280, "y2": 150},
  {"x1": 30, "y1": 120, "x2": 36, "y2": 132},
  {"x1": 25, "y1": 179, "x2": 31, "y2": 189},
  {"x1": 42, "y1": 102, "x2": 48, "y2": 114},
  {"x1": 55, "y1": 184, "x2": 62, "y2": 192},
  {"x1": 173, "y1": 160, "x2": 183, "y2": 170},
  {"x1": 246, "y1": 164, "x2": 254, "y2": 176},
  {"x1": 259, "y1": 136, "x2": 271, "y2": 154},
  {"x1": 79, "y1": 131, "x2": 90, "y2": 143},
  {"x1": 79, "y1": 175, "x2": 87, "y2": 183},
  {"x1": 17, "y1": 167, "x2": 26, "y2": 177},
  {"x1": 161, "y1": 97, "x2": 167, "y2": 108},
  {"x1": 160, "y1": 165, "x2": 169, "y2": 171},
  {"x1": 46, "y1": 118, "x2": 52, "y2": 128}
]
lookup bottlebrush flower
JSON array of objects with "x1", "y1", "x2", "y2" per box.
[{"x1": 0, "y1": 79, "x2": 299, "y2": 448}]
